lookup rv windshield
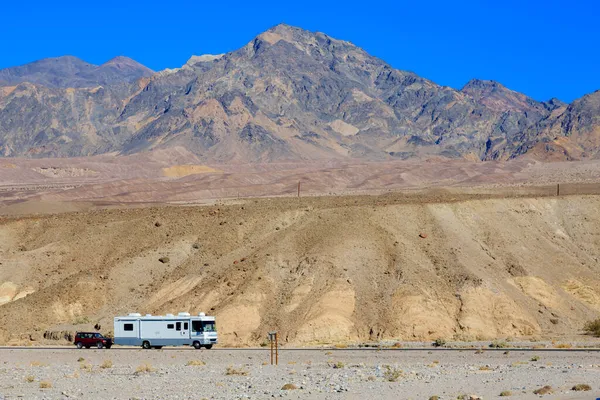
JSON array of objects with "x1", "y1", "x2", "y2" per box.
[{"x1": 202, "y1": 321, "x2": 216, "y2": 332}]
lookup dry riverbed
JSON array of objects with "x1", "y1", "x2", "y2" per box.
[{"x1": 0, "y1": 348, "x2": 599, "y2": 399}]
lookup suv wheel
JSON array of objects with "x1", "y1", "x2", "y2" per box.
[
  {"x1": 97, "y1": 342, "x2": 104, "y2": 349},
  {"x1": 193, "y1": 341, "x2": 201, "y2": 349},
  {"x1": 142, "y1": 341, "x2": 151, "y2": 349},
  {"x1": 76, "y1": 342, "x2": 83, "y2": 349}
]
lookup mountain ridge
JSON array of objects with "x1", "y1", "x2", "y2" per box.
[{"x1": 0, "y1": 23, "x2": 598, "y2": 161}]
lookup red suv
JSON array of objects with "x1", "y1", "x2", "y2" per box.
[{"x1": 74, "y1": 332, "x2": 113, "y2": 349}]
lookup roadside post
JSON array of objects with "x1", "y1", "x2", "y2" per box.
[{"x1": 268, "y1": 331, "x2": 278, "y2": 365}]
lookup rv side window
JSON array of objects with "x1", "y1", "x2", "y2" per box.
[
  {"x1": 124, "y1": 323, "x2": 134, "y2": 331},
  {"x1": 167, "y1": 324, "x2": 174, "y2": 329},
  {"x1": 176, "y1": 322, "x2": 181, "y2": 331},
  {"x1": 184, "y1": 322, "x2": 189, "y2": 330}
]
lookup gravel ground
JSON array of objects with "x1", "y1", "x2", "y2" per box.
[{"x1": 0, "y1": 348, "x2": 599, "y2": 399}]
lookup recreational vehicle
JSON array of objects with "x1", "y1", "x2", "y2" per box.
[{"x1": 113, "y1": 312, "x2": 217, "y2": 349}]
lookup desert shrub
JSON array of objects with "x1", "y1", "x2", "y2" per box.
[
  {"x1": 158, "y1": 257, "x2": 170, "y2": 264},
  {"x1": 479, "y1": 366, "x2": 491, "y2": 371},
  {"x1": 39, "y1": 381, "x2": 52, "y2": 389},
  {"x1": 530, "y1": 355, "x2": 540, "y2": 362},
  {"x1": 186, "y1": 360, "x2": 206, "y2": 366},
  {"x1": 281, "y1": 383, "x2": 298, "y2": 390},
  {"x1": 583, "y1": 319, "x2": 600, "y2": 337},
  {"x1": 572, "y1": 384, "x2": 591, "y2": 391},
  {"x1": 100, "y1": 360, "x2": 113, "y2": 369},
  {"x1": 489, "y1": 340, "x2": 509, "y2": 348},
  {"x1": 554, "y1": 343, "x2": 572, "y2": 348},
  {"x1": 135, "y1": 363, "x2": 155, "y2": 374},
  {"x1": 499, "y1": 391, "x2": 512, "y2": 396},
  {"x1": 24, "y1": 375, "x2": 35, "y2": 383},
  {"x1": 80, "y1": 363, "x2": 93, "y2": 372},
  {"x1": 332, "y1": 361, "x2": 344, "y2": 369},
  {"x1": 77, "y1": 357, "x2": 85, "y2": 362},
  {"x1": 432, "y1": 338, "x2": 446, "y2": 347},
  {"x1": 225, "y1": 366, "x2": 248, "y2": 376},
  {"x1": 30, "y1": 361, "x2": 46, "y2": 367},
  {"x1": 533, "y1": 386, "x2": 553, "y2": 395},
  {"x1": 383, "y1": 365, "x2": 402, "y2": 382},
  {"x1": 429, "y1": 396, "x2": 440, "y2": 400}
]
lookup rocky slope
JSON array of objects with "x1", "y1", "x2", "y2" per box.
[
  {"x1": 0, "y1": 24, "x2": 598, "y2": 161},
  {"x1": 0, "y1": 193, "x2": 599, "y2": 346}
]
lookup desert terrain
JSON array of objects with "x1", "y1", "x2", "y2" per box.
[
  {"x1": 1, "y1": 156, "x2": 600, "y2": 348},
  {"x1": 0, "y1": 348, "x2": 598, "y2": 399}
]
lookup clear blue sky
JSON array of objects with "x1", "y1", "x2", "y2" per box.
[{"x1": 1, "y1": 0, "x2": 598, "y2": 102}]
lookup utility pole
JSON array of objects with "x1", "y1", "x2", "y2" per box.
[{"x1": 297, "y1": 182, "x2": 301, "y2": 198}]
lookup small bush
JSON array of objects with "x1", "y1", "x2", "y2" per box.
[
  {"x1": 489, "y1": 340, "x2": 509, "y2": 348},
  {"x1": 80, "y1": 363, "x2": 92, "y2": 372},
  {"x1": 77, "y1": 357, "x2": 85, "y2": 362},
  {"x1": 432, "y1": 338, "x2": 446, "y2": 347},
  {"x1": 332, "y1": 361, "x2": 344, "y2": 369},
  {"x1": 158, "y1": 256, "x2": 170, "y2": 264},
  {"x1": 186, "y1": 360, "x2": 206, "y2": 366},
  {"x1": 554, "y1": 343, "x2": 572, "y2": 349},
  {"x1": 281, "y1": 383, "x2": 298, "y2": 390},
  {"x1": 383, "y1": 365, "x2": 402, "y2": 382},
  {"x1": 225, "y1": 366, "x2": 248, "y2": 376},
  {"x1": 584, "y1": 319, "x2": 600, "y2": 337},
  {"x1": 533, "y1": 386, "x2": 553, "y2": 395},
  {"x1": 530, "y1": 355, "x2": 540, "y2": 362},
  {"x1": 135, "y1": 363, "x2": 155, "y2": 374},
  {"x1": 572, "y1": 384, "x2": 592, "y2": 391},
  {"x1": 429, "y1": 396, "x2": 440, "y2": 400},
  {"x1": 499, "y1": 391, "x2": 512, "y2": 396},
  {"x1": 479, "y1": 366, "x2": 491, "y2": 371},
  {"x1": 39, "y1": 381, "x2": 52, "y2": 389},
  {"x1": 334, "y1": 343, "x2": 348, "y2": 349},
  {"x1": 100, "y1": 360, "x2": 113, "y2": 369},
  {"x1": 474, "y1": 349, "x2": 484, "y2": 354},
  {"x1": 24, "y1": 375, "x2": 35, "y2": 383}
]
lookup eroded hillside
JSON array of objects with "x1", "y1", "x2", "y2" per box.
[{"x1": 1, "y1": 193, "x2": 599, "y2": 346}]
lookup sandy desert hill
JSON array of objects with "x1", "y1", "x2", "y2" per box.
[{"x1": 1, "y1": 188, "x2": 600, "y2": 346}]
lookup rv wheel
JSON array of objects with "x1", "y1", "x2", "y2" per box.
[
  {"x1": 76, "y1": 342, "x2": 83, "y2": 349},
  {"x1": 142, "y1": 341, "x2": 151, "y2": 349},
  {"x1": 204, "y1": 344, "x2": 213, "y2": 350},
  {"x1": 193, "y1": 341, "x2": 201, "y2": 349}
]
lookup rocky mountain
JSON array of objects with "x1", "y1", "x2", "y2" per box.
[
  {"x1": 0, "y1": 56, "x2": 154, "y2": 88},
  {"x1": 0, "y1": 24, "x2": 598, "y2": 161}
]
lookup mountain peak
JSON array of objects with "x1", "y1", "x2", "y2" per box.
[{"x1": 462, "y1": 79, "x2": 505, "y2": 92}]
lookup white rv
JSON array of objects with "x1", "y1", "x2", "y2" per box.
[{"x1": 113, "y1": 312, "x2": 217, "y2": 349}]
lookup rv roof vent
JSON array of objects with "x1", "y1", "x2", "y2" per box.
[
  {"x1": 166, "y1": 313, "x2": 174, "y2": 317},
  {"x1": 178, "y1": 312, "x2": 191, "y2": 317},
  {"x1": 198, "y1": 312, "x2": 205, "y2": 317},
  {"x1": 128, "y1": 313, "x2": 142, "y2": 317}
]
